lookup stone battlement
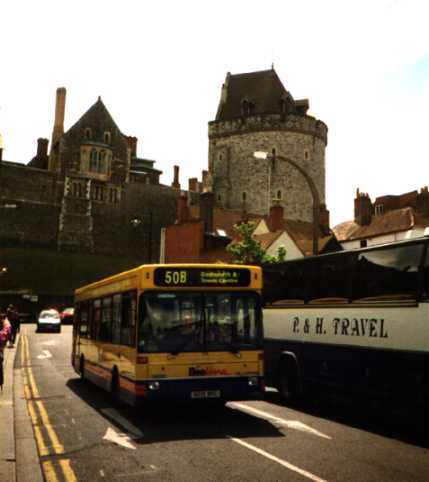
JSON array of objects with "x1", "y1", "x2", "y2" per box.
[{"x1": 209, "y1": 113, "x2": 328, "y2": 145}]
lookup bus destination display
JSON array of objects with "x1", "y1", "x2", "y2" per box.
[{"x1": 154, "y1": 267, "x2": 251, "y2": 287}]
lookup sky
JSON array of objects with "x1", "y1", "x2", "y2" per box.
[{"x1": 1, "y1": 0, "x2": 428, "y2": 227}]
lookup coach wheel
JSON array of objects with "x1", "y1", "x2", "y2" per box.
[{"x1": 278, "y1": 358, "x2": 300, "y2": 405}]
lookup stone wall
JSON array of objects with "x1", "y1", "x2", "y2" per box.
[
  {"x1": 0, "y1": 164, "x2": 61, "y2": 247},
  {"x1": 0, "y1": 162, "x2": 181, "y2": 261}
]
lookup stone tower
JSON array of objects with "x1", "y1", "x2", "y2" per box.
[{"x1": 208, "y1": 68, "x2": 328, "y2": 223}]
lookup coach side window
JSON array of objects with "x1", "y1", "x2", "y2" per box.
[
  {"x1": 354, "y1": 244, "x2": 423, "y2": 300},
  {"x1": 308, "y1": 256, "x2": 353, "y2": 302}
]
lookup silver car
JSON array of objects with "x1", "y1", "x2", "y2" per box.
[{"x1": 37, "y1": 309, "x2": 61, "y2": 333}]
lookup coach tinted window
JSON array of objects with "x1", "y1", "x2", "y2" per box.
[{"x1": 354, "y1": 244, "x2": 423, "y2": 300}]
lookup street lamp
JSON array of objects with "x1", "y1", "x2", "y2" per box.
[
  {"x1": 130, "y1": 212, "x2": 153, "y2": 263},
  {"x1": 254, "y1": 151, "x2": 320, "y2": 256}
]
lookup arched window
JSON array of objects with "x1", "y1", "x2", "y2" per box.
[
  {"x1": 99, "y1": 150, "x2": 106, "y2": 173},
  {"x1": 85, "y1": 128, "x2": 92, "y2": 140},
  {"x1": 277, "y1": 190, "x2": 282, "y2": 200},
  {"x1": 242, "y1": 192, "x2": 247, "y2": 202},
  {"x1": 104, "y1": 131, "x2": 111, "y2": 144}
]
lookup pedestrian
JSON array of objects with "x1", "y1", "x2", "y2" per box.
[
  {"x1": 0, "y1": 312, "x2": 12, "y2": 391},
  {"x1": 6, "y1": 304, "x2": 20, "y2": 348}
]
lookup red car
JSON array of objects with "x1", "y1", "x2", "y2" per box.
[{"x1": 60, "y1": 307, "x2": 74, "y2": 324}]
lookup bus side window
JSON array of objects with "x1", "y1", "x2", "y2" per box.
[
  {"x1": 99, "y1": 297, "x2": 113, "y2": 342},
  {"x1": 79, "y1": 302, "x2": 89, "y2": 337},
  {"x1": 93, "y1": 299, "x2": 101, "y2": 340},
  {"x1": 121, "y1": 291, "x2": 136, "y2": 347},
  {"x1": 112, "y1": 294, "x2": 122, "y2": 344}
]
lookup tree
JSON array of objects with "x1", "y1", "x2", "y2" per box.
[{"x1": 226, "y1": 221, "x2": 286, "y2": 265}]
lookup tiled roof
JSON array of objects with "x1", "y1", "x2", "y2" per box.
[
  {"x1": 253, "y1": 231, "x2": 284, "y2": 250},
  {"x1": 187, "y1": 202, "x2": 337, "y2": 255},
  {"x1": 332, "y1": 207, "x2": 429, "y2": 241}
]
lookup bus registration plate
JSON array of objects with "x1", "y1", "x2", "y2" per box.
[{"x1": 191, "y1": 390, "x2": 221, "y2": 399}]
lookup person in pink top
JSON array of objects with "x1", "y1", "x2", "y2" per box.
[{"x1": 0, "y1": 312, "x2": 12, "y2": 391}]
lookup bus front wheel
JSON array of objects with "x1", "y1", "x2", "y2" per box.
[
  {"x1": 111, "y1": 368, "x2": 123, "y2": 407},
  {"x1": 79, "y1": 356, "x2": 85, "y2": 381}
]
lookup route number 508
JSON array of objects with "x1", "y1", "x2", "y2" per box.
[{"x1": 164, "y1": 270, "x2": 187, "y2": 284}]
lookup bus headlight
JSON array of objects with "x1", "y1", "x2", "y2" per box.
[
  {"x1": 248, "y1": 376, "x2": 258, "y2": 387},
  {"x1": 148, "y1": 381, "x2": 160, "y2": 391}
]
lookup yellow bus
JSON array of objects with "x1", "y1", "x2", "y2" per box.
[{"x1": 72, "y1": 264, "x2": 264, "y2": 406}]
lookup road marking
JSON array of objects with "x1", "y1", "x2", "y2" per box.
[
  {"x1": 28, "y1": 400, "x2": 49, "y2": 456},
  {"x1": 59, "y1": 459, "x2": 77, "y2": 482},
  {"x1": 229, "y1": 436, "x2": 327, "y2": 482},
  {"x1": 103, "y1": 427, "x2": 136, "y2": 449},
  {"x1": 22, "y1": 333, "x2": 78, "y2": 482},
  {"x1": 101, "y1": 408, "x2": 144, "y2": 437},
  {"x1": 231, "y1": 403, "x2": 331, "y2": 440},
  {"x1": 41, "y1": 340, "x2": 57, "y2": 346},
  {"x1": 37, "y1": 350, "x2": 53, "y2": 360},
  {"x1": 42, "y1": 460, "x2": 59, "y2": 482},
  {"x1": 36, "y1": 400, "x2": 64, "y2": 454}
]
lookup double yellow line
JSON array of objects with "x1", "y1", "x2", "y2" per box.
[{"x1": 22, "y1": 332, "x2": 77, "y2": 482}]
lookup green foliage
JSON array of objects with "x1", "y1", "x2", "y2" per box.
[{"x1": 226, "y1": 221, "x2": 287, "y2": 265}]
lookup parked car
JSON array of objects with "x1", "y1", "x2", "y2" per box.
[
  {"x1": 60, "y1": 307, "x2": 74, "y2": 324},
  {"x1": 37, "y1": 309, "x2": 61, "y2": 333}
]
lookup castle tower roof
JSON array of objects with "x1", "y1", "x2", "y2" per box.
[{"x1": 215, "y1": 68, "x2": 306, "y2": 121}]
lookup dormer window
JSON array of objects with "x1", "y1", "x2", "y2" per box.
[
  {"x1": 104, "y1": 131, "x2": 111, "y2": 144},
  {"x1": 280, "y1": 94, "x2": 294, "y2": 115},
  {"x1": 241, "y1": 98, "x2": 255, "y2": 116},
  {"x1": 85, "y1": 128, "x2": 92, "y2": 140}
]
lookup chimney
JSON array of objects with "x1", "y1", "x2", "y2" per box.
[
  {"x1": 127, "y1": 136, "x2": 138, "y2": 157},
  {"x1": 51, "y1": 87, "x2": 66, "y2": 147},
  {"x1": 319, "y1": 203, "x2": 330, "y2": 232},
  {"x1": 267, "y1": 201, "x2": 284, "y2": 232},
  {"x1": 37, "y1": 138, "x2": 49, "y2": 157},
  {"x1": 188, "y1": 178, "x2": 199, "y2": 192},
  {"x1": 176, "y1": 193, "x2": 189, "y2": 223},
  {"x1": 172, "y1": 165, "x2": 180, "y2": 189},
  {"x1": 200, "y1": 191, "x2": 215, "y2": 233},
  {"x1": 354, "y1": 189, "x2": 372, "y2": 226}
]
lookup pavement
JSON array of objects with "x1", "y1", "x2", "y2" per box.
[{"x1": 0, "y1": 336, "x2": 44, "y2": 482}]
